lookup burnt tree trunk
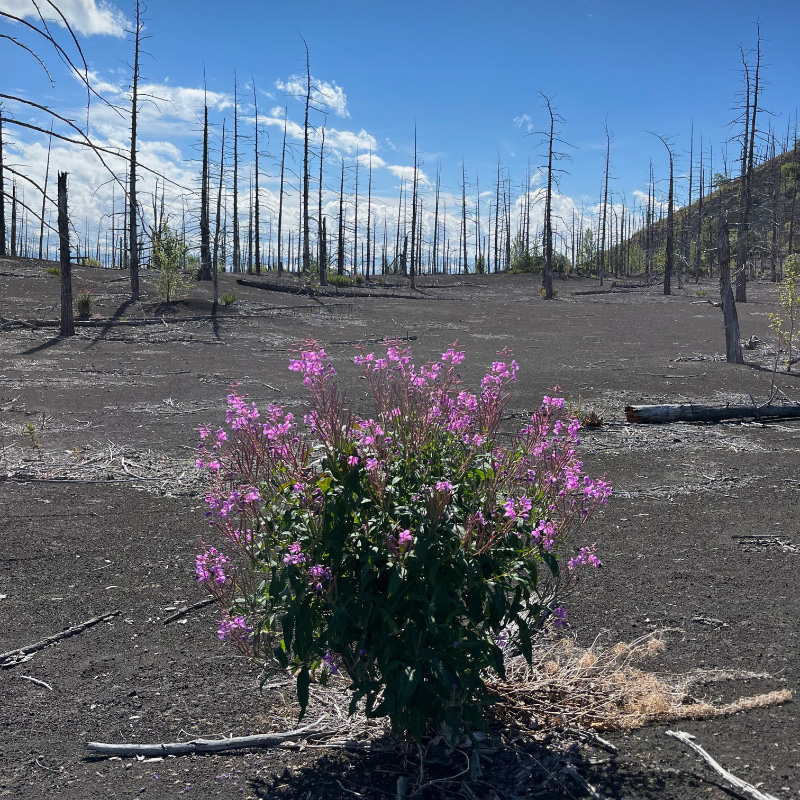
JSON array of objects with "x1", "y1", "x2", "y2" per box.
[
  {"x1": 409, "y1": 129, "x2": 418, "y2": 289},
  {"x1": 277, "y1": 111, "x2": 287, "y2": 276},
  {"x1": 301, "y1": 39, "x2": 312, "y2": 275},
  {"x1": 0, "y1": 108, "x2": 5, "y2": 257},
  {"x1": 252, "y1": 81, "x2": 261, "y2": 275},
  {"x1": 232, "y1": 77, "x2": 240, "y2": 273},
  {"x1": 199, "y1": 98, "x2": 212, "y2": 281},
  {"x1": 212, "y1": 119, "x2": 225, "y2": 314},
  {"x1": 129, "y1": 1, "x2": 142, "y2": 300},
  {"x1": 58, "y1": 173, "x2": 73, "y2": 337},
  {"x1": 719, "y1": 211, "x2": 744, "y2": 364},
  {"x1": 337, "y1": 161, "x2": 345, "y2": 275}
]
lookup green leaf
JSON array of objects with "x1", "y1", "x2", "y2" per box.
[{"x1": 395, "y1": 666, "x2": 421, "y2": 709}]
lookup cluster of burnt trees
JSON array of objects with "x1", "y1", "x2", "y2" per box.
[{"x1": 0, "y1": 9, "x2": 793, "y2": 355}]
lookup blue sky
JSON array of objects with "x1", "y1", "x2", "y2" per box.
[{"x1": 2, "y1": 0, "x2": 800, "y2": 263}]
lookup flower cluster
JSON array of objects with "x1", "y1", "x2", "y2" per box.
[
  {"x1": 195, "y1": 340, "x2": 610, "y2": 742},
  {"x1": 195, "y1": 546, "x2": 230, "y2": 586},
  {"x1": 217, "y1": 613, "x2": 251, "y2": 642}
]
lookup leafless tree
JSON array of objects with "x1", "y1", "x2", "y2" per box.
[
  {"x1": 232, "y1": 75, "x2": 240, "y2": 273},
  {"x1": 252, "y1": 79, "x2": 261, "y2": 275},
  {"x1": 718, "y1": 205, "x2": 744, "y2": 363},
  {"x1": 365, "y1": 148, "x2": 372, "y2": 280},
  {"x1": 301, "y1": 37, "x2": 312, "y2": 275},
  {"x1": 127, "y1": 0, "x2": 144, "y2": 299},
  {"x1": 336, "y1": 160, "x2": 345, "y2": 275},
  {"x1": 277, "y1": 109, "x2": 287, "y2": 275},
  {"x1": 409, "y1": 129, "x2": 418, "y2": 287},
  {"x1": 536, "y1": 93, "x2": 570, "y2": 299},
  {"x1": 212, "y1": 118, "x2": 225, "y2": 312},
  {"x1": 199, "y1": 90, "x2": 212, "y2": 281},
  {"x1": 318, "y1": 126, "x2": 326, "y2": 285},
  {"x1": 735, "y1": 26, "x2": 762, "y2": 303},
  {"x1": 599, "y1": 123, "x2": 612, "y2": 287},
  {"x1": 650, "y1": 132, "x2": 675, "y2": 295},
  {"x1": 58, "y1": 172, "x2": 73, "y2": 335}
]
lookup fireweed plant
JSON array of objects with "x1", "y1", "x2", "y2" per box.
[{"x1": 195, "y1": 342, "x2": 610, "y2": 741}]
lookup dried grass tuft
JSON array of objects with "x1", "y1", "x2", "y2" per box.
[{"x1": 487, "y1": 632, "x2": 792, "y2": 733}]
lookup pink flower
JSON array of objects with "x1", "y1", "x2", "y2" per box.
[
  {"x1": 551, "y1": 606, "x2": 568, "y2": 629},
  {"x1": 283, "y1": 542, "x2": 308, "y2": 566},
  {"x1": 218, "y1": 614, "x2": 251, "y2": 641},
  {"x1": 196, "y1": 547, "x2": 231, "y2": 585},
  {"x1": 567, "y1": 545, "x2": 601, "y2": 571},
  {"x1": 398, "y1": 530, "x2": 413, "y2": 549}
]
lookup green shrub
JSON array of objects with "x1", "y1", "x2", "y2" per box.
[
  {"x1": 151, "y1": 223, "x2": 193, "y2": 302},
  {"x1": 221, "y1": 292, "x2": 237, "y2": 306},
  {"x1": 83, "y1": 257, "x2": 103, "y2": 269},
  {"x1": 44, "y1": 266, "x2": 60, "y2": 277},
  {"x1": 196, "y1": 343, "x2": 610, "y2": 742},
  {"x1": 770, "y1": 254, "x2": 800, "y2": 369},
  {"x1": 75, "y1": 289, "x2": 94, "y2": 319},
  {"x1": 327, "y1": 273, "x2": 358, "y2": 287}
]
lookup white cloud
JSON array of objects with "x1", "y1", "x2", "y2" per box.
[
  {"x1": 80, "y1": 73, "x2": 233, "y2": 141},
  {"x1": 259, "y1": 110, "x2": 376, "y2": 158},
  {"x1": 513, "y1": 113, "x2": 533, "y2": 133},
  {"x1": 386, "y1": 164, "x2": 430, "y2": 186},
  {"x1": 274, "y1": 74, "x2": 349, "y2": 117},
  {"x1": 0, "y1": 0, "x2": 128, "y2": 37}
]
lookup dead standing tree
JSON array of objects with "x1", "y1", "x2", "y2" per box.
[
  {"x1": 650, "y1": 132, "x2": 676, "y2": 295},
  {"x1": 718, "y1": 203, "x2": 744, "y2": 363},
  {"x1": 0, "y1": 107, "x2": 6, "y2": 256},
  {"x1": 58, "y1": 171, "x2": 73, "y2": 336},
  {"x1": 598, "y1": 123, "x2": 612, "y2": 287},
  {"x1": 251, "y1": 78, "x2": 261, "y2": 276},
  {"x1": 232, "y1": 75, "x2": 241, "y2": 273},
  {"x1": 127, "y1": 0, "x2": 145, "y2": 301},
  {"x1": 535, "y1": 93, "x2": 571, "y2": 300},
  {"x1": 198, "y1": 88, "x2": 212, "y2": 281},
  {"x1": 735, "y1": 28, "x2": 763, "y2": 303},
  {"x1": 300, "y1": 37, "x2": 314, "y2": 279}
]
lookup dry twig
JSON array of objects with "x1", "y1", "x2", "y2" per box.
[
  {"x1": 1, "y1": 611, "x2": 120, "y2": 668},
  {"x1": 666, "y1": 730, "x2": 781, "y2": 800}
]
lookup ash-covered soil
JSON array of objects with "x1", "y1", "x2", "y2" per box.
[{"x1": 1, "y1": 257, "x2": 798, "y2": 799}]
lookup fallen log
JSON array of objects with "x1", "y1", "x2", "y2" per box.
[
  {"x1": 625, "y1": 403, "x2": 800, "y2": 424},
  {"x1": 0, "y1": 610, "x2": 120, "y2": 668},
  {"x1": 666, "y1": 730, "x2": 781, "y2": 800},
  {"x1": 85, "y1": 724, "x2": 339, "y2": 757},
  {"x1": 236, "y1": 278, "x2": 427, "y2": 300}
]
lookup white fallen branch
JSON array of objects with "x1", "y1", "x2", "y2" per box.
[
  {"x1": 666, "y1": 730, "x2": 781, "y2": 800},
  {"x1": 85, "y1": 722, "x2": 340, "y2": 757},
  {"x1": 0, "y1": 610, "x2": 121, "y2": 668},
  {"x1": 18, "y1": 674, "x2": 53, "y2": 690}
]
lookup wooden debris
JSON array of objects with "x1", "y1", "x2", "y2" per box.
[
  {"x1": 0, "y1": 610, "x2": 120, "y2": 668},
  {"x1": 162, "y1": 597, "x2": 216, "y2": 624},
  {"x1": 18, "y1": 674, "x2": 53, "y2": 690},
  {"x1": 85, "y1": 724, "x2": 339, "y2": 757},
  {"x1": 666, "y1": 730, "x2": 781, "y2": 800},
  {"x1": 625, "y1": 403, "x2": 800, "y2": 424}
]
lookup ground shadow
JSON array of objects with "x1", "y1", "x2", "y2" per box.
[
  {"x1": 84, "y1": 298, "x2": 135, "y2": 349},
  {"x1": 20, "y1": 335, "x2": 68, "y2": 356},
  {"x1": 243, "y1": 734, "x2": 643, "y2": 800}
]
